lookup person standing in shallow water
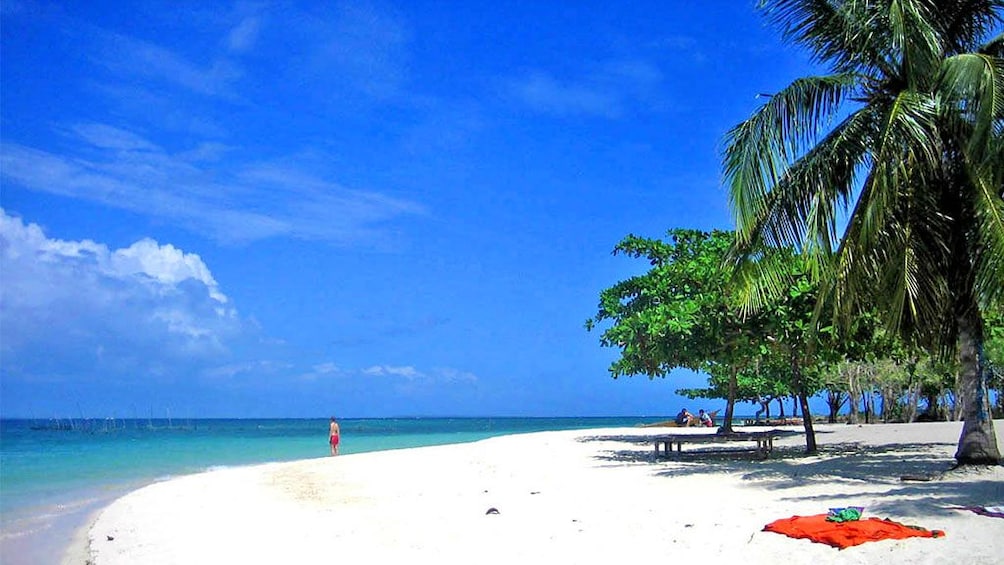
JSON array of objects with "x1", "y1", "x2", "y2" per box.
[{"x1": 329, "y1": 417, "x2": 341, "y2": 456}]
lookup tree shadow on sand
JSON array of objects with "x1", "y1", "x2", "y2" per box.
[
  {"x1": 579, "y1": 434, "x2": 1003, "y2": 518},
  {"x1": 579, "y1": 431, "x2": 804, "y2": 467}
]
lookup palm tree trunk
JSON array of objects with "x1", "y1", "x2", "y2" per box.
[
  {"x1": 954, "y1": 304, "x2": 1002, "y2": 464},
  {"x1": 945, "y1": 182, "x2": 1002, "y2": 464}
]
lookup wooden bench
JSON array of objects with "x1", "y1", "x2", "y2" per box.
[{"x1": 649, "y1": 431, "x2": 781, "y2": 458}]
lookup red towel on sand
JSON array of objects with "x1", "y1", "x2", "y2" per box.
[{"x1": 763, "y1": 514, "x2": 945, "y2": 549}]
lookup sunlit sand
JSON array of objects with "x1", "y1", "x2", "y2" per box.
[{"x1": 79, "y1": 420, "x2": 1003, "y2": 564}]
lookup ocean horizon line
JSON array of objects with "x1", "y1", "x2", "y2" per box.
[{"x1": 2, "y1": 412, "x2": 773, "y2": 421}]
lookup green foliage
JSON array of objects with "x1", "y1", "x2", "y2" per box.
[
  {"x1": 587, "y1": 229, "x2": 750, "y2": 378},
  {"x1": 726, "y1": 0, "x2": 1003, "y2": 463},
  {"x1": 727, "y1": 0, "x2": 1004, "y2": 352},
  {"x1": 676, "y1": 359, "x2": 791, "y2": 403},
  {"x1": 589, "y1": 228, "x2": 848, "y2": 449}
]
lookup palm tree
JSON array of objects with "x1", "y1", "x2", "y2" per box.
[{"x1": 724, "y1": 0, "x2": 1003, "y2": 464}]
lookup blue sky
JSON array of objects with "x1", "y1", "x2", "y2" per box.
[{"x1": 1, "y1": 1, "x2": 824, "y2": 418}]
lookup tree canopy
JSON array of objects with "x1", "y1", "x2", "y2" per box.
[
  {"x1": 588, "y1": 229, "x2": 835, "y2": 449},
  {"x1": 586, "y1": 229, "x2": 763, "y2": 432},
  {"x1": 724, "y1": 0, "x2": 1003, "y2": 464}
]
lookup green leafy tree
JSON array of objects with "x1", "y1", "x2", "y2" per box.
[
  {"x1": 676, "y1": 354, "x2": 789, "y2": 411},
  {"x1": 586, "y1": 229, "x2": 761, "y2": 432},
  {"x1": 819, "y1": 364, "x2": 850, "y2": 423},
  {"x1": 589, "y1": 229, "x2": 839, "y2": 453},
  {"x1": 724, "y1": 0, "x2": 1003, "y2": 464},
  {"x1": 757, "y1": 268, "x2": 841, "y2": 451},
  {"x1": 912, "y1": 355, "x2": 962, "y2": 420}
]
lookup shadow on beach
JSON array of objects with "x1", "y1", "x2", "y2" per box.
[{"x1": 579, "y1": 432, "x2": 1003, "y2": 518}]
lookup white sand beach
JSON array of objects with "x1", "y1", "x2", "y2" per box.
[{"x1": 78, "y1": 421, "x2": 1003, "y2": 565}]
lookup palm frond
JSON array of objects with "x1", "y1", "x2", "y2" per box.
[
  {"x1": 826, "y1": 164, "x2": 953, "y2": 343},
  {"x1": 814, "y1": 89, "x2": 940, "y2": 275},
  {"x1": 935, "y1": 1, "x2": 1004, "y2": 53},
  {"x1": 760, "y1": 0, "x2": 895, "y2": 75},
  {"x1": 735, "y1": 0, "x2": 1004, "y2": 353},
  {"x1": 808, "y1": 86, "x2": 950, "y2": 342},
  {"x1": 968, "y1": 158, "x2": 1004, "y2": 307},
  {"x1": 725, "y1": 240, "x2": 801, "y2": 317},
  {"x1": 940, "y1": 52, "x2": 1004, "y2": 158},
  {"x1": 888, "y1": 0, "x2": 944, "y2": 86},
  {"x1": 982, "y1": 32, "x2": 1004, "y2": 57},
  {"x1": 724, "y1": 73, "x2": 859, "y2": 246},
  {"x1": 757, "y1": 107, "x2": 875, "y2": 258}
]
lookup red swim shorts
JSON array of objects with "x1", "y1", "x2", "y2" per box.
[{"x1": 330, "y1": 435, "x2": 340, "y2": 446}]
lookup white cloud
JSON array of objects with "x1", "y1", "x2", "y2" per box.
[
  {"x1": 508, "y1": 72, "x2": 619, "y2": 118},
  {"x1": 505, "y1": 59, "x2": 663, "y2": 118},
  {"x1": 0, "y1": 125, "x2": 426, "y2": 246},
  {"x1": 360, "y1": 364, "x2": 478, "y2": 385},
  {"x1": 1, "y1": 210, "x2": 227, "y2": 305},
  {"x1": 291, "y1": 361, "x2": 345, "y2": 382},
  {"x1": 227, "y1": 16, "x2": 261, "y2": 53},
  {"x1": 205, "y1": 360, "x2": 293, "y2": 380},
  {"x1": 313, "y1": 362, "x2": 340, "y2": 374},
  {"x1": 87, "y1": 81, "x2": 230, "y2": 139},
  {"x1": 363, "y1": 365, "x2": 421, "y2": 379},
  {"x1": 109, "y1": 238, "x2": 228, "y2": 304},
  {"x1": 1, "y1": 6, "x2": 427, "y2": 248},
  {"x1": 71, "y1": 123, "x2": 159, "y2": 151},
  {"x1": 355, "y1": 364, "x2": 480, "y2": 399},
  {"x1": 0, "y1": 209, "x2": 242, "y2": 381},
  {"x1": 435, "y1": 367, "x2": 478, "y2": 384},
  {"x1": 97, "y1": 32, "x2": 242, "y2": 98}
]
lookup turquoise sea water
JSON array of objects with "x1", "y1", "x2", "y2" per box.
[{"x1": 0, "y1": 416, "x2": 665, "y2": 564}]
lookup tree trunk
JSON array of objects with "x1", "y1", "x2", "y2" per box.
[
  {"x1": 954, "y1": 303, "x2": 1002, "y2": 464},
  {"x1": 904, "y1": 383, "x2": 921, "y2": 423},
  {"x1": 791, "y1": 353, "x2": 817, "y2": 454},
  {"x1": 848, "y1": 366, "x2": 861, "y2": 424},
  {"x1": 923, "y1": 392, "x2": 939, "y2": 419},
  {"x1": 754, "y1": 396, "x2": 769, "y2": 421},
  {"x1": 946, "y1": 389, "x2": 964, "y2": 421},
  {"x1": 722, "y1": 367, "x2": 737, "y2": 434},
  {"x1": 881, "y1": 386, "x2": 895, "y2": 423},
  {"x1": 798, "y1": 390, "x2": 817, "y2": 452},
  {"x1": 826, "y1": 390, "x2": 846, "y2": 423},
  {"x1": 943, "y1": 184, "x2": 1001, "y2": 463},
  {"x1": 877, "y1": 389, "x2": 885, "y2": 422}
]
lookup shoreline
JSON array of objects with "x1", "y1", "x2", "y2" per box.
[
  {"x1": 5, "y1": 416, "x2": 653, "y2": 564},
  {"x1": 61, "y1": 507, "x2": 103, "y2": 565},
  {"x1": 0, "y1": 484, "x2": 130, "y2": 565},
  {"x1": 81, "y1": 420, "x2": 1003, "y2": 564}
]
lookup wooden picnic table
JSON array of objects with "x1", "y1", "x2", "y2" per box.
[{"x1": 649, "y1": 431, "x2": 782, "y2": 458}]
